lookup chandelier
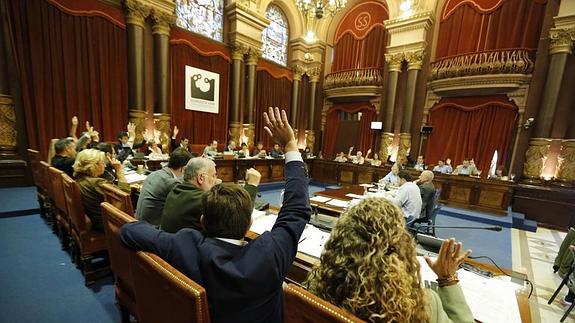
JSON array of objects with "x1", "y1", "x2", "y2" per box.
[{"x1": 295, "y1": 0, "x2": 347, "y2": 19}]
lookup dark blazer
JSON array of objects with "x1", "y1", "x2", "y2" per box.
[
  {"x1": 120, "y1": 160, "x2": 311, "y2": 323},
  {"x1": 419, "y1": 181, "x2": 436, "y2": 220}
]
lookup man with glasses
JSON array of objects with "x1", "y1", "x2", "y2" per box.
[{"x1": 160, "y1": 157, "x2": 261, "y2": 233}]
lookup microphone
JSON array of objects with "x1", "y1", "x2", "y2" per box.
[{"x1": 412, "y1": 224, "x2": 502, "y2": 235}]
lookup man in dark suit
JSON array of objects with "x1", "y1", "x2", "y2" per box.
[
  {"x1": 417, "y1": 170, "x2": 437, "y2": 221},
  {"x1": 120, "y1": 107, "x2": 311, "y2": 323}
]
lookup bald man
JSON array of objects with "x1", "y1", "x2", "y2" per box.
[{"x1": 417, "y1": 170, "x2": 437, "y2": 220}]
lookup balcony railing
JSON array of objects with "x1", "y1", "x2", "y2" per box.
[
  {"x1": 430, "y1": 49, "x2": 535, "y2": 80},
  {"x1": 324, "y1": 68, "x2": 383, "y2": 90}
]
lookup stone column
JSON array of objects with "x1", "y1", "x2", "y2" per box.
[
  {"x1": 398, "y1": 50, "x2": 424, "y2": 163},
  {"x1": 306, "y1": 67, "x2": 320, "y2": 152},
  {"x1": 290, "y1": 65, "x2": 305, "y2": 126},
  {"x1": 125, "y1": 0, "x2": 149, "y2": 142},
  {"x1": 242, "y1": 49, "x2": 258, "y2": 146},
  {"x1": 151, "y1": 11, "x2": 174, "y2": 151},
  {"x1": 396, "y1": 133, "x2": 412, "y2": 165},
  {"x1": 522, "y1": 138, "x2": 552, "y2": 182},
  {"x1": 229, "y1": 45, "x2": 246, "y2": 145},
  {"x1": 379, "y1": 54, "x2": 402, "y2": 161},
  {"x1": 555, "y1": 139, "x2": 575, "y2": 186}
]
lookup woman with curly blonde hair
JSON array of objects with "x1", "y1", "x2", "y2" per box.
[{"x1": 305, "y1": 198, "x2": 474, "y2": 323}]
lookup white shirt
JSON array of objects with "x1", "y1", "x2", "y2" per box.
[
  {"x1": 381, "y1": 172, "x2": 399, "y2": 186},
  {"x1": 390, "y1": 182, "x2": 422, "y2": 219},
  {"x1": 433, "y1": 164, "x2": 452, "y2": 174}
]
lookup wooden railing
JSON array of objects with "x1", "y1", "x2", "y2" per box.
[
  {"x1": 430, "y1": 49, "x2": 535, "y2": 80},
  {"x1": 324, "y1": 68, "x2": 383, "y2": 90}
]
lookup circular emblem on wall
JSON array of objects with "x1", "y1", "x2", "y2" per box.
[{"x1": 354, "y1": 12, "x2": 371, "y2": 31}]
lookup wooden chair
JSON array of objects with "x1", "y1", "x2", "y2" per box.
[
  {"x1": 28, "y1": 149, "x2": 49, "y2": 219},
  {"x1": 101, "y1": 202, "x2": 137, "y2": 322},
  {"x1": 283, "y1": 283, "x2": 364, "y2": 323},
  {"x1": 102, "y1": 183, "x2": 135, "y2": 216},
  {"x1": 61, "y1": 173, "x2": 110, "y2": 286},
  {"x1": 47, "y1": 166, "x2": 71, "y2": 249},
  {"x1": 132, "y1": 251, "x2": 211, "y2": 323}
]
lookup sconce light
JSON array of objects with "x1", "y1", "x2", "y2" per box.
[
  {"x1": 523, "y1": 117, "x2": 534, "y2": 130},
  {"x1": 304, "y1": 52, "x2": 313, "y2": 62}
]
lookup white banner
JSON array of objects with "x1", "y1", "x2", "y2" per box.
[{"x1": 185, "y1": 65, "x2": 219, "y2": 114}]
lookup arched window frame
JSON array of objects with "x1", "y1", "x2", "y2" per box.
[
  {"x1": 175, "y1": 0, "x2": 224, "y2": 42},
  {"x1": 261, "y1": 4, "x2": 289, "y2": 66}
]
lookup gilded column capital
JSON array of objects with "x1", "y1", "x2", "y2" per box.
[
  {"x1": 0, "y1": 95, "x2": 17, "y2": 149},
  {"x1": 385, "y1": 53, "x2": 404, "y2": 72},
  {"x1": 555, "y1": 139, "x2": 575, "y2": 185},
  {"x1": 292, "y1": 64, "x2": 306, "y2": 81},
  {"x1": 232, "y1": 42, "x2": 249, "y2": 61},
  {"x1": 308, "y1": 66, "x2": 321, "y2": 83},
  {"x1": 245, "y1": 47, "x2": 261, "y2": 65},
  {"x1": 396, "y1": 133, "x2": 412, "y2": 165},
  {"x1": 151, "y1": 10, "x2": 176, "y2": 36},
  {"x1": 405, "y1": 50, "x2": 425, "y2": 70},
  {"x1": 153, "y1": 113, "x2": 171, "y2": 153},
  {"x1": 549, "y1": 27, "x2": 575, "y2": 55},
  {"x1": 124, "y1": 0, "x2": 150, "y2": 27},
  {"x1": 522, "y1": 138, "x2": 552, "y2": 181}
]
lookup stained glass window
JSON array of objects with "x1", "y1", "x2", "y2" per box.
[
  {"x1": 175, "y1": 0, "x2": 224, "y2": 42},
  {"x1": 261, "y1": 5, "x2": 289, "y2": 66}
]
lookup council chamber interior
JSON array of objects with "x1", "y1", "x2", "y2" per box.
[{"x1": 1, "y1": 0, "x2": 575, "y2": 322}]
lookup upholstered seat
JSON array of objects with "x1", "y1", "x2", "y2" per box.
[
  {"x1": 283, "y1": 283, "x2": 365, "y2": 323},
  {"x1": 61, "y1": 173, "x2": 109, "y2": 286},
  {"x1": 101, "y1": 183, "x2": 135, "y2": 216},
  {"x1": 132, "y1": 251, "x2": 211, "y2": 323},
  {"x1": 101, "y1": 202, "x2": 137, "y2": 322},
  {"x1": 47, "y1": 165, "x2": 71, "y2": 249}
]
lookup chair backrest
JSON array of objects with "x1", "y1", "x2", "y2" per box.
[
  {"x1": 283, "y1": 284, "x2": 365, "y2": 323},
  {"x1": 101, "y1": 183, "x2": 134, "y2": 216},
  {"x1": 61, "y1": 173, "x2": 89, "y2": 232},
  {"x1": 433, "y1": 188, "x2": 442, "y2": 205},
  {"x1": 28, "y1": 149, "x2": 42, "y2": 189},
  {"x1": 38, "y1": 161, "x2": 51, "y2": 194},
  {"x1": 132, "y1": 251, "x2": 211, "y2": 323},
  {"x1": 429, "y1": 204, "x2": 443, "y2": 225},
  {"x1": 48, "y1": 167, "x2": 67, "y2": 213},
  {"x1": 101, "y1": 202, "x2": 136, "y2": 291}
]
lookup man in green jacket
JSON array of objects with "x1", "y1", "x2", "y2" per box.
[{"x1": 161, "y1": 157, "x2": 261, "y2": 233}]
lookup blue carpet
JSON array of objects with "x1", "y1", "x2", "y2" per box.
[
  {"x1": 0, "y1": 186, "x2": 40, "y2": 217},
  {"x1": 0, "y1": 214, "x2": 118, "y2": 323}
]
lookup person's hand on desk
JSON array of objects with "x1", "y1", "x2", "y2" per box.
[
  {"x1": 425, "y1": 238, "x2": 472, "y2": 286},
  {"x1": 245, "y1": 168, "x2": 262, "y2": 187},
  {"x1": 263, "y1": 107, "x2": 297, "y2": 153}
]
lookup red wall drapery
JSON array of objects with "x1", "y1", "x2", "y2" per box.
[
  {"x1": 436, "y1": 0, "x2": 548, "y2": 59},
  {"x1": 169, "y1": 38, "x2": 230, "y2": 145},
  {"x1": 425, "y1": 96, "x2": 518, "y2": 175},
  {"x1": 323, "y1": 103, "x2": 376, "y2": 156},
  {"x1": 6, "y1": 0, "x2": 128, "y2": 158},
  {"x1": 254, "y1": 69, "x2": 292, "y2": 150}
]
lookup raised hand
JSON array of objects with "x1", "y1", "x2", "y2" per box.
[
  {"x1": 263, "y1": 107, "x2": 297, "y2": 153},
  {"x1": 85, "y1": 121, "x2": 91, "y2": 133},
  {"x1": 71, "y1": 116, "x2": 78, "y2": 126},
  {"x1": 245, "y1": 168, "x2": 262, "y2": 187},
  {"x1": 127, "y1": 122, "x2": 136, "y2": 134},
  {"x1": 173, "y1": 125, "x2": 179, "y2": 138},
  {"x1": 107, "y1": 155, "x2": 123, "y2": 171},
  {"x1": 424, "y1": 238, "x2": 471, "y2": 279}
]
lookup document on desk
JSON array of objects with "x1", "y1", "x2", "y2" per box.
[
  {"x1": 249, "y1": 214, "x2": 278, "y2": 235},
  {"x1": 345, "y1": 193, "x2": 365, "y2": 199},
  {"x1": 325, "y1": 199, "x2": 350, "y2": 208},
  {"x1": 124, "y1": 173, "x2": 147, "y2": 184},
  {"x1": 297, "y1": 225, "x2": 330, "y2": 258},
  {"x1": 417, "y1": 257, "x2": 522, "y2": 323},
  {"x1": 310, "y1": 196, "x2": 332, "y2": 203}
]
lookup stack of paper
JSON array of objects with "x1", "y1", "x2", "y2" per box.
[
  {"x1": 124, "y1": 173, "x2": 147, "y2": 184},
  {"x1": 326, "y1": 199, "x2": 350, "y2": 208},
  {"x1": 310, "y1": 196, "x2": 332, "y2": 203},
  {"x1": 297, "y1": 225, "x2": 330, "y2": 258},
  {"x1": 249, "y1": 214, "x2": 278, "y2": 235}
]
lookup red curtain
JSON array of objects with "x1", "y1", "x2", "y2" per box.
[
  {"x1": 170, "y1": 41, "x2": 230, "y2": 145},
  {"x1": 254, "y1": 70, "x2": 292, "y2": 150},
  {"x1": 436, "y1": 0, "x2": 547, "y2": 58},
  {"x1": 331, "y1": 27, "x2": 387, "y2": 72},
  {"x1": 6, "y1": 0, "x2": 128, "y2": 158},
  {"x1": 425, "y1": 96, "x2": 518, "y2": 175},
  {"x1": 323, "y1": 102, "x2": 376, "y2": 156}
]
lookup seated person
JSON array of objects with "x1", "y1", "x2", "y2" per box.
[
  {"x1": 96, "y1": 142, "x2": 120, "y2": 182},
  {"x1": 170, "y1": 125, "x2": 189, "y2": 152},
  {"x1": 453, "y1": 158, "x2": 479, "y2": 176},
  {"x1": 239, "y1": 143, "x2": 250, "y2": 158},
  {"x1": 135, "y1": 149, "x2": 192, "y2": 226},
  {"x1": 160, "y1": 158, "x2": 259, "y2": 233},
  {"x1": 347, "y1": 146, "x2": 365, "y2": 165},
  {"x1": 203, "y1": 140, "x2": 219, "y2": 157},
  {"x1": 115, "y1": 127, "x2": 146, "y2": 162},
  {"x1": 75, "y1": 132, "x2": 92, "y2": 153},
  {"x1": 305, "y1": 197, "x2": 473, "y2": 323},
  {"x1": 252, "y1": 142, "x2": 267, "y2": 158},
  {"x1": 413, "y1": 155, "x2": 427, "y2": 171},
  {"x1": 270, "y1": 143, "x2": 284, "y2": 158},
  {"x1": 389, "y1": 170, "x2": 422, "y2": 221},
  {"x1": 364, "y1": 149, "x2": 382, "y2": 166},
  {"x1": 73, "y1": 149, "x2": 130, "y2": 232},
  {"x1": 488, "y1": 166, "x2": 505, "y2": 180},
  {"x1": 51, "y1": 138, "x2": 76, "y2": 178},
  {"x1": 379, "y1": 162, "x2": 401, "y2": 186},
  {"x1": 147, "y1": 139, "x2": 163, "y2": 156},
  {"x1": 84, "y1": 121, "x2": 101, "y2": 149},
  {"x1": 120, "y1": 107, "x2": 312, "y2": 323},
  {"x1": 416, "y1": 170, "x2": 436, "y2": 221},
  {"x1": 433, "y1": 158, "x2": 453, "y2": 174},
  {"x1": 333, "y1": 151, "x2": 347, "y2": 163},
  {"x1": 224, "y1": 139, "x2": 237, "y2": 152}
]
